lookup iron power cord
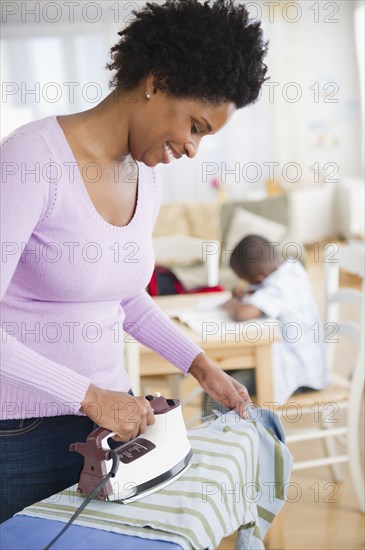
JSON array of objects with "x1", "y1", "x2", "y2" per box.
[{"x1": 43, "y1": 449, "x2": 119, "y2": 550}]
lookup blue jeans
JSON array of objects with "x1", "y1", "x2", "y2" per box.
[{"x1": 0, "y1": 415, "x2": 94, "y2": 523}]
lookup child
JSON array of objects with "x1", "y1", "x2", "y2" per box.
[{"x1": 204, "y1": 234, "x2": 330, "y2": 412}]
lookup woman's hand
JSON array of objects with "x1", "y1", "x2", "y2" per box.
[
  {"x1": 80, "y1": 384, "x2": 155, "y2": 441},
  {"x1": 189, "y1": 353, "x2": 252, "y2": 419}
]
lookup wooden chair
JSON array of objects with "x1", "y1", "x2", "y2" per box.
[{"x1": 276, "y1": 243, "x2": 365, "y2": 513}]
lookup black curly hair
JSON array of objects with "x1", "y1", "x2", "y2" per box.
[
  {"x1": 106, "y1": 0, "x2": 268, "y2": 108},
  {"x1": 229, "y1": 235, "x2": 280, "y2": 279}
]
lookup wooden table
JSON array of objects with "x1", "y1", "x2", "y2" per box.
[{"x1": 125, "y1": 292, "x2": 279, "y2": 407}]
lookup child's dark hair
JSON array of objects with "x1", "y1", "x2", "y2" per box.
[
  {"x1": 229, "y1": 234, "x2": 279, "y2": 279},
  {"x1": 106, "y1": 0, "x2": 268, "y2": 108}
]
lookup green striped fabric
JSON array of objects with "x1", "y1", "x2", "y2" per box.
[{"x1": 18, "y1": 410, "x2": 292, "y2": 549}]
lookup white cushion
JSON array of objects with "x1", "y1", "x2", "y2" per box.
[{"x1": 224, "y1": 207, "x2": 287, "y2": 257}]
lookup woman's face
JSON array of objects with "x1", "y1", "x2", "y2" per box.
[{"x1": 128, "y1": 92, "x2": 236, "y2": 167}]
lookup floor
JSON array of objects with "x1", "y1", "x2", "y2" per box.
[
  {"x1": 218, "y1": 466, "x2": 365, "y2": 550},
  {"x1": 143, "y1": 241, "x2": 365, "y2": 549}
]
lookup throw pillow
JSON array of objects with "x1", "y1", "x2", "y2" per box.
[{"x1": 224, "y1": 207, "x2": 287, "y2": 260}]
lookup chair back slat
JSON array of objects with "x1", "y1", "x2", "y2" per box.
[{"x1": 324, "y1": 247, "x2": 363, "y2": 375}]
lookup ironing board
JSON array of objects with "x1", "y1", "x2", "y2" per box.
[
  {"x1": 0, "y1": 409, "x2": 292, "y2": 550},
  {"x1": 0, "y1": 516, "x2": 182, "y2": 549}
]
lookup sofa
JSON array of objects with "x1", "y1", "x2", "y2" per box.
[{"x1": 153, "y1": 195, "x2": 306, "y2": 291}]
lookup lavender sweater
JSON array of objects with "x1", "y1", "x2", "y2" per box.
[{"x1": 0, "y1": 116, "x2": 203, "y2": 419}]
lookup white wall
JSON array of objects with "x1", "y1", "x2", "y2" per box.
[
  {"x1": 1, "y1": 1, "x2": 364, "y2": 203},
  {"x1": 264, "y1": 0, "x2": 363, "y2": 178}
]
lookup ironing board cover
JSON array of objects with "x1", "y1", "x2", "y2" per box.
[{"x1": 17, "y1": 409, "x2": 292, "y2": 550}]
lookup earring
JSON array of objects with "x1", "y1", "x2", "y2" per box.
[{"x1": 146, "y1": 93, "x2": 151, "y2": 100}]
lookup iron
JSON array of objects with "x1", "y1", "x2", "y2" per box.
[{"x1": 70, "y1": 394, "x2": 193, "y2": 502}]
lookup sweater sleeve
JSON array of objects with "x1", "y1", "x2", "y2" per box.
[
  {"x1": 121, "y1": 291, "x2": 204, "y2": 374},
  {"x1": 0, "y1": 131, "x2": 91, "y2": 407}
]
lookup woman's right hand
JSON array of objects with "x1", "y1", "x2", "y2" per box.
[{"x1": 80, "y1": 383, "x2": 155, "y2": 442}]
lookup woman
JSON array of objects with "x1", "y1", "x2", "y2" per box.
[{"x1": 0, "y1": 0, "x2": 268, "y2": 522}]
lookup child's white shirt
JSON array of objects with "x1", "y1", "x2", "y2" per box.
[{"x1": 242, "y1": 261, "x2": 330, "y2": 403}]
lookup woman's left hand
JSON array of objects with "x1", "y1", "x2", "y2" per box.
[{"x1": 189, "y1": 353, "x2": 252, "y2": 419}]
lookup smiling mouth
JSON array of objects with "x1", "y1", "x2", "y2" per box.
[{"x1": 163, "y1": 142, "x2": 181, "y2": 162}]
